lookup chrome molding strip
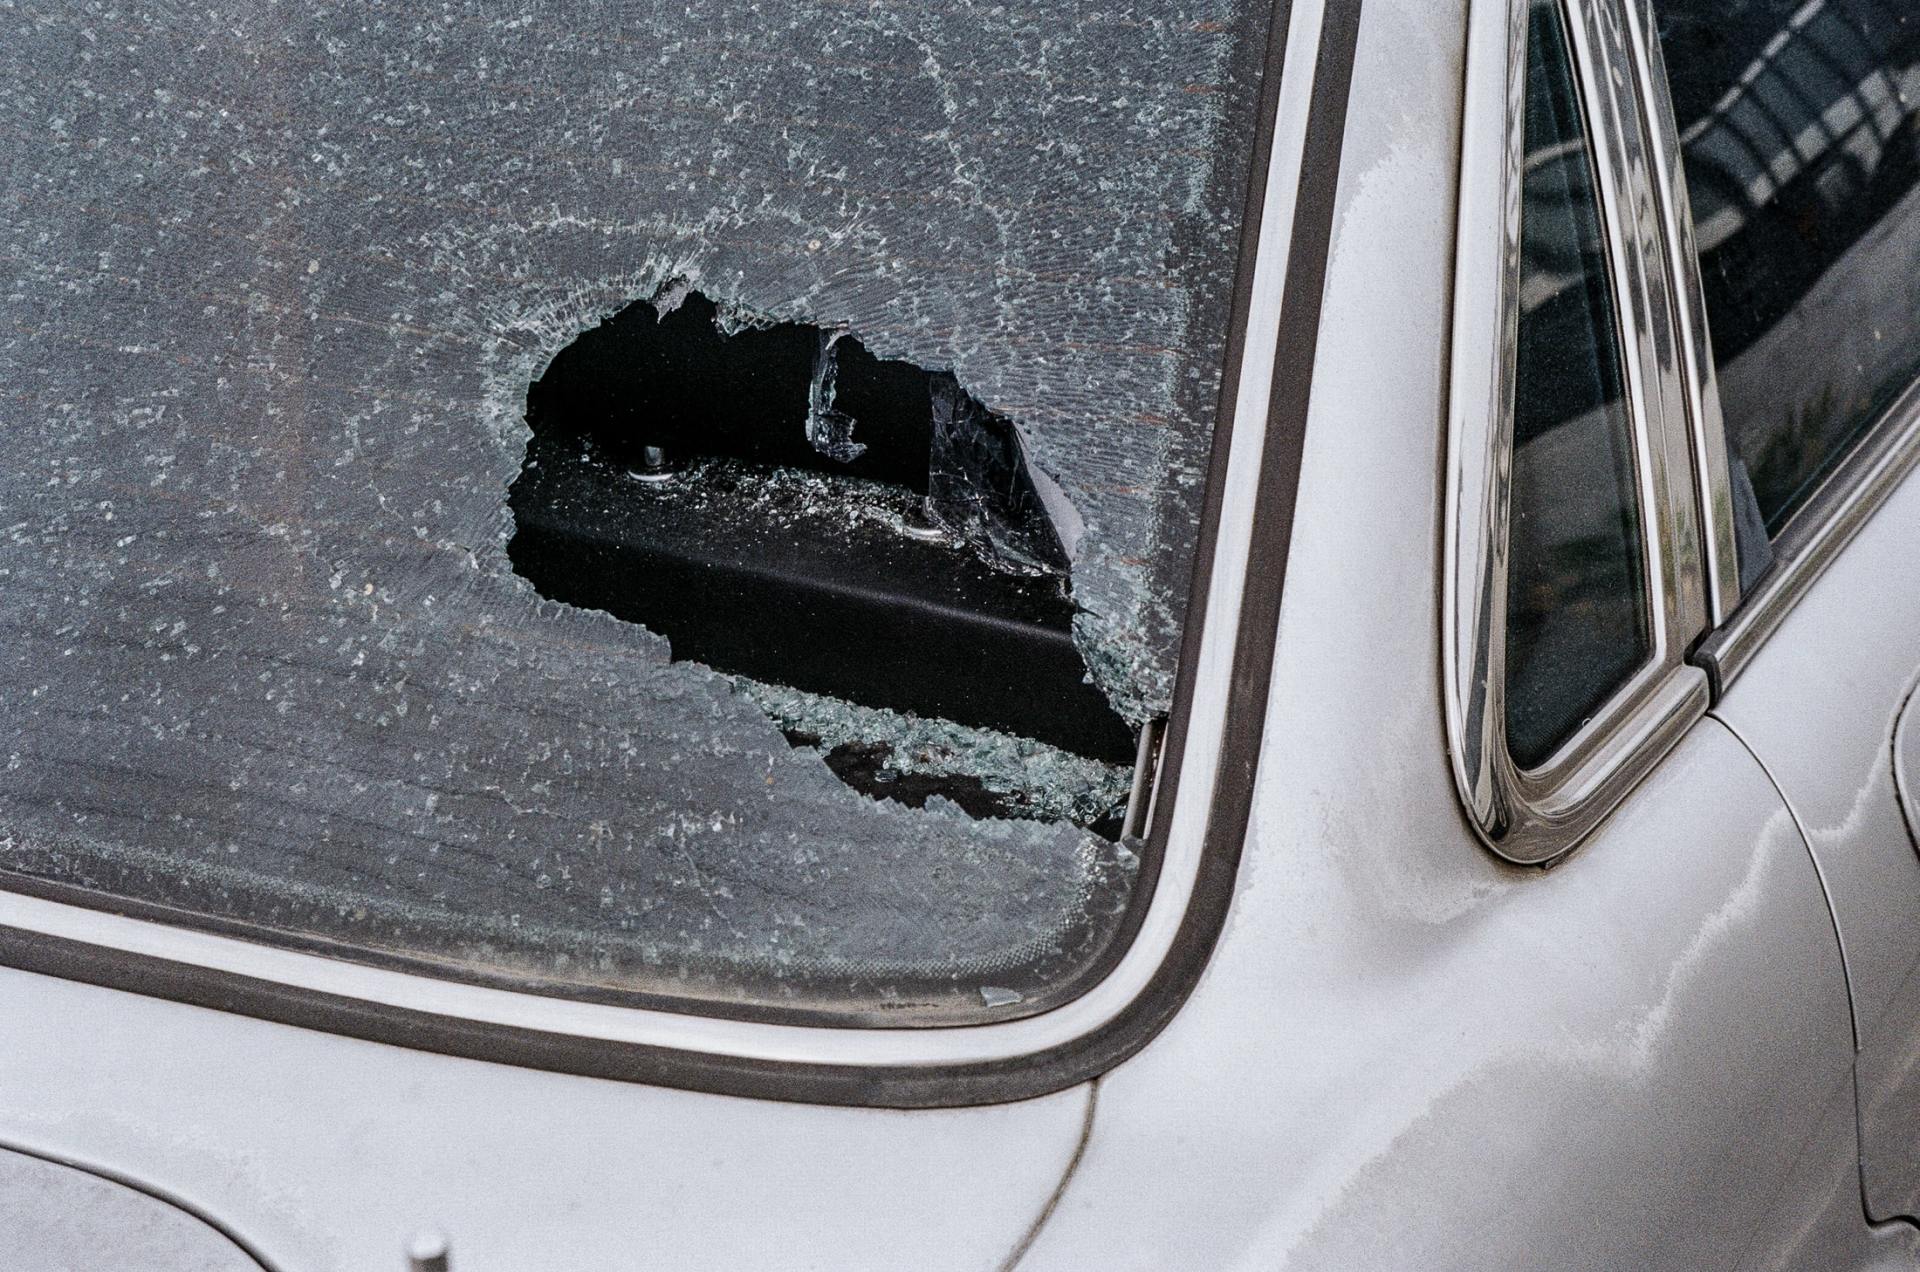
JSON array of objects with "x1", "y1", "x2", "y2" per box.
[
  {"x1": 0, "y1": 0, "x2": 1345, "y2": 1094},
  {"x1": 1566, "y1": 0, "x2": 1707, "y2": 642},
  {"x1": 1696, "y1": 384, "x2": 1920, "y2": 692},
  {"x1": 1631, "y1": 0, "x2": 1920, "y2": 691},
  {"x1": 1620, "y1": 0, "x2": 1742, "y2": 624},
  {"x1": 1445, "y1": 0, "x2": 1709, "y2": 865}
]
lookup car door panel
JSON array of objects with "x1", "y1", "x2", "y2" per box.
[
  {"x1": 1734, "y1": 1068, "x2": 1920, "y2": 1272},
  {"x1": 1711, "y1": 461, "x2": 1920, "y2": 1222},
  {"x1": 1850, "y1": 666, "x2": 1920, "y2": 1220}
]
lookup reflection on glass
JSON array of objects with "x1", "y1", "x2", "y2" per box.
[
  {"x1": 1656, "y1": 0, "x2": 1920, "y2": 550},
  {"x1": 1505, "y1": 0, "x2": 1654, "y2": 770}
]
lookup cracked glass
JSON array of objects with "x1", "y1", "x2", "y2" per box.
[{"x1": 0, "y1": 0, "x2": 1276, "y2": 1024}]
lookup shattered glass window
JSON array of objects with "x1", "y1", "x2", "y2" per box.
[{"x1": 0, "y1": 0, "x2": 1276, "y2": 1024}]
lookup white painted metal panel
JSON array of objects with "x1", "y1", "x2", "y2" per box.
[
  {"x1": 1024, "y1": 2, "x2": 1863, "y2": 1262},
  {"x1": 1717, "y1": 448, "x2": 1920, "y2": 1221},
  {"x1": 0, "y1": 969, "x2": 1088, "y2": 1271}
]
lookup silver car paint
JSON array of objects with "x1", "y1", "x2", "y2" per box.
[
  {"x1": 1711, "y1": 453, "x2": 1920, "y2": 1223},
  {"x1": 0, "y1": 0, "x2": 1913, "y2": 1267},
  {"x1": 1880, "y1": 692, "x2": 1920, "y2": 1221}
]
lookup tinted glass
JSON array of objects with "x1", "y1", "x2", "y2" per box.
[
  {"x1": 1506, "y1": 0, "x2": 1655, "y2": 770},
  {"x1": 1656, "y1": 0, "x2": 1920, "y2": 549}
]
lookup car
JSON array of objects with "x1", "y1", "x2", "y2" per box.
[{"x1": 3, "y1": 0, "x2": 1920, "y2": 1266}]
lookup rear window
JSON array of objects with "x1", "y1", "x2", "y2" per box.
[{"x1": 0, "y1": 3, "x2": 1276, "y2": 1023}]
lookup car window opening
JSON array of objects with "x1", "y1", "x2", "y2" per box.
[{"x1": 508, "y1": 284, "x2": 1139, "y2": 836}]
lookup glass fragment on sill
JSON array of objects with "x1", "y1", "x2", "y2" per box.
[
  {"x1": 805, "y1": 331, "x2": 867, "y2": 465},
  {"x1": 737, "y1": 679, "x2": 1133, "y2": 832}
]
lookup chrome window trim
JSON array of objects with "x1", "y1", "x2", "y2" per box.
[
  {"x1": 1628, "y1": 1, "x2": 1920, "y2": 690},
  {"x1": 1694, "y1": 389, "x2": 1920, "y2": 693},
  {"x1": 1445, "y1": 0, "x2": 1710, "y2": 866},
  {"x1": 1620, "y1": 0, "x2": 1743, "y2": 625}
]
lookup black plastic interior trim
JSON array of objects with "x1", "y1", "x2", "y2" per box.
[
  {"x1": 509, "y1": 449, "x2": 1135, "y2": 762},
  {"x1": 0, "y1": 0, "x2": 1364, "y2": 1108}
]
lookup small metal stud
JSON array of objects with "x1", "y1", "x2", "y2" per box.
[
  {"x1": 407, "y1": 1230, "x2": 451, "y2": 1272},
  {"x1": 898, "y1": 504, "x2": 946, "y2": 543},
  {"x1": 627, "y1": 444, "x2": 680, "y2": 483}
]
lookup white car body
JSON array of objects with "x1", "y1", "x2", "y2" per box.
[{"x1": 4, "y1": 0, "x2": 1920, "y2": 1267}]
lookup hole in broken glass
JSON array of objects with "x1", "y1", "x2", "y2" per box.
[{"x1": 506, "y1": 285, "x2": 1137, "y2": 835}]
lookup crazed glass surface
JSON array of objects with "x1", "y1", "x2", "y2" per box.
[{"x1": 0, "y1": 0, "x2": 1274, "y2": 1021}]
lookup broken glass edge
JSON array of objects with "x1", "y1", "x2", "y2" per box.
[{"x1": 732, "y1": 676, "x2": 1133, "y2": 828}]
